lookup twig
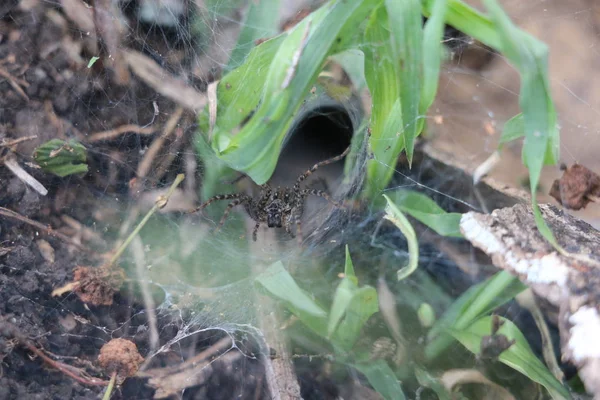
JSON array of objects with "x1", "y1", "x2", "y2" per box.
[
  {"x1": 88, "y1": 124, "x2": 156, "y2": 142},
  {"x1": 3, "y1": 155, "x2": 48, "y2": 196},
  {"x1": 0, "y1": 65, "x2": 29, "y2": 101},
  {"x1": 134, "y1": 107, "x2": 184, "y2": 191},
  {"x1": 516, "y1": 289, "x2": 564, "y2": 382},
  {"x1": 124, "y1": 50, "x2": 206, "y2": 111},
  {"x1": 0, "y1": 319, "x2": 109, "y2": 386},
  {"x1": 0, "y1": 206, "x2": 96, "y2": 255},
  {"x1": 0, "y1": 135, "x2": 38, "y2": 148}
]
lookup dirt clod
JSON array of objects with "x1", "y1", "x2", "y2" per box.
[
  {"x1": 72, "y1": 265, "x2": 125, "y2": 306},
  {"x1": 549, "y1": 164, "x2": 600, "y2": 210},
  {"x1": 98, "y1": 338, "x2": 144, "y2": 380}
]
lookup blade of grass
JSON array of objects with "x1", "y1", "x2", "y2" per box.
[
  {"x1": 225, "y1": 0, "x2": 281, "y2": 72},
  {"x1": 425, "y1": 271, "x2": 526, "y2": 361},
  {"x1": 212, "y1": 0, "x2": 377, "y2": 184},
  {"x1": 362, "y1": 4, "x2": 403, "y2": 198},
  {"x1": 255, "y1": 261, "x2": 327, "y2": 317},
  {"x1": 328, "y1": 246, "x2": 359, "y2": 337},
  {"x1": 482, "y1": 0, "x2": 561, "y2": 251},
  {"x1": 448, "y1": 316, "x2": 571, "y2": 399},
  {"x1": 353, "y1": 360, "x2": 406, "y2": 400},
  {"x1": 421, "y1": 0, "x2": 501, "y2": 50},
  {"x1": 420, "y1": 0, "x2": 448, "y2": 115},
  {"x1": 383, "y1": 194, "x2": 419, "y2": 281},
  {"x1": 384, "y1": 0, "x2": 422, "y2": 166},
  {"x1": 498, "y1": 113, "x2": 525, "y2": 146},
  {"x1": 387, "y1": 190, "x2": 463, "y2": 237}
]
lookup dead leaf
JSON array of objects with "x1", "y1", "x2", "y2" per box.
[
  {"x1": 441, "y1": 369, "x2": 515, "y2": 400},
  {"x1": 124, "y1": 50, "x2": 207, "y2": 112},
  {"x1": 549, "y1": 164, "x2": 600, "y2": 210}
]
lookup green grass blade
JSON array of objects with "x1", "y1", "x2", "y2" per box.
[
  {"x1": 327, "y1": 247, "x2": 359, "y2": 337},
  {"x1": 353, "y1": 360, "x2": 406, "y2": 400},
  {"x1": 383, "y1": 195, "x2": 419, "y2": 281},
  {"x1": 425, "y1": 271, "x2": 526, "y2": 361},
  {"x1": 255, "y1": 261, "x2": 327, "y2": 317},
  {"x1": 362, "y1": 4, "x2": 403, "y2": 198},
  {"x1": 214, "y1": 35, "x2": 286, "y2": 133},
  {"x1": 388, "y1": 190, "x2": 463, "y2": 237},
  {"x1": 212, "y1": 0, "x2": 377, "y2": 184},
  {"x1": 498, "y1": 113, "x2": 525, "y2": 146},
  {"x1": 480, "y1": 0, "x2": 561, "y2": 249},
  {"x1": 334, "y1": 285, "x2": 379, "y2": 350},
  {"x1": 448, "y1": 316, "x2": 571, "y2": 399},
  {"x1": 421, "y1": 0, "x2": 501, "y2": 50},
  {"x1": 384, "y1": 0, "x2": 422, "y2": 165},
  {"x1": 226, "y1": 0, "x2": 281, "y2": 72},
  {"x1": 420, "y1": 0, "x2": 448, "y2": 114}
]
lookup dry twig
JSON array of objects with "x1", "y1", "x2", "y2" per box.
[
  {"x1": 88, "y1": 124, "x2": 156, "y2": 142},
  {"x1": 0, "y1": 206, "x2": 96, "y2": 255},
  {"x1": 0, "y1": 319, "x2": 109, "y2": 387},
  {"x1": 0, "y1": 65, "x2": 29, "y2": 101}
]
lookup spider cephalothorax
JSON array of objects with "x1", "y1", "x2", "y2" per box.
[
  {"x1": 191, "y1": 147, "x2": 349, "y2": 242},
  {"x1": 264, "y1": 190, "x2": 292, "y2": 228}
]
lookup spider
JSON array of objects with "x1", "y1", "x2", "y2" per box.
[{"x1": 191, "y1": 146, "x2": 350, "y2": 242}]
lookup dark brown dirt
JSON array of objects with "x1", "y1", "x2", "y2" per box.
[{"x1": 0, "y1": 2, "x2": 267, "y2": 399}]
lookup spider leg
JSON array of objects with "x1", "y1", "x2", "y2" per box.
[
  {"x1": 293, "y1": 146, "x2": 350, "y2": 193},
  {"x1": 292, "y1": 202, "x2": 304, "y2": 244},
  {"x1": 285, "y1": 218, "x2": 296, "y2": 238},
  {"x1": 214, "y1": 197, "x2": 248, "y2": 232},
  {"x1": 252, "y1": 222, "x2": 260, "y2": 242},
  {"x1": 300, "y1": 189, "x2": 346, "y2": 208},
  {"x1": 295, "y1": 217, "x2": 302, "y2": 244},
  {"x1": 188, "y1": 193, "x2": 245, "y2": 214}
]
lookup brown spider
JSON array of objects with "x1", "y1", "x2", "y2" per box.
[{"x1": 191, "y1": 146, "x2": 350, "y2": 242}]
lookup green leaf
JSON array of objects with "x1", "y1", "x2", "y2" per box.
[
  {"x1": 384, "y1": 0, "x2": 422, "y2": 165},
  {"x1": 420, "y1": 0, "x2": 448, "y2": 114},
  {"x1": 382, "y1": 194, "x2": 419, "y2": 281},
  {"x1": 422, "y1": 0, "x2": 501, "y2": 50},
  {"x1": 333, "y1": 285, "x2": 379, "y2": 350},
  {"x1": 425, "y1": 271, "x2": 526, "y2": 361},
  {"x1": 498, "y1": 113, "x2": 525, "y2": 146},
  {"x1": 255, "y1": 261, "x2": 327, "y2": 317},
  {"x1": 225, "y1": 0, "x2": 281, "y2": 72},
  {"x1": 353, "y1": 360, "x2": 406, "y2": 400},
  {"x1": 329, "y1": 49, "x2": 367, "y2": 92},
  {"x1": 343, "y1": 244, "x2": 356, "y2": 278},
  {"x1": 448, "y1": 316, "x2": 571, "y2": 399},
  {"x1": 327, "y1": 246, "x2": 359, "y2": 337},
  {"x1": 387, "y1": 190, "x2": 463, "y2": 237},
  {"x1": 481, "y1": 0, "x2": 560, "y2": 249},
  {"x1": 87, "y1": 56, "x2": 99, "y2": 68},
  {"x1": 215, "y1": 35, "x2": 286, "y2": 133},
  {"x1": 362, "y1": 5, "x2": 404, "y2": 198},
  {"x1": 33, "y1": 139, "x2": 88, "y2": 177},
  {"x1": 415, "y1": 368, "x2": 452, "y2": 400},
  {"x1": 212, "y1": 0, "x2": 377, "y2": 184}
]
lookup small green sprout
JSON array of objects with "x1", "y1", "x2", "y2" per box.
[{"x1": 33, "y1": 139, "x2": 88, "y2": 177}]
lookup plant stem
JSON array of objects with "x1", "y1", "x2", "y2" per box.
[
  {"x1": 106, "y1": 174, "x2": 185, "y2": 268},
  {"x1": 102, "y1": 372, "x2": 117, "y2": 400}
]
